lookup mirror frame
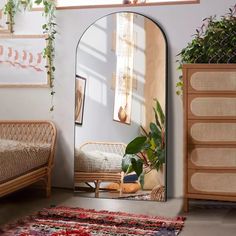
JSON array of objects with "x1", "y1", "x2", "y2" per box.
[{"x1": 74, "y1": 11, "x2": 168, "y2": 201}]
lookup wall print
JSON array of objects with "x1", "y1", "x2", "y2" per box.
[
  {"x1": 0, "y1": 1, "x2": 10, "y2": 33},
  {"x1": 0, "y1": 35, "x2": 49, "y2": 87},
  {"x1": 75, "y1": 75, "x2": 86, "y2": 125}
]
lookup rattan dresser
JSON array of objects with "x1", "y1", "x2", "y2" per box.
[{"x1": 183, "y1": 64, "x2": 236, "y2": 211}]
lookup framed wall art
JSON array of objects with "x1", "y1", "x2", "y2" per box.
[
  {"x1": 75, "y1": 75, "x2": 86, "y2": 125},
  {"x1": 0, "y1": 34, "x2": 49, "y2": 87}
]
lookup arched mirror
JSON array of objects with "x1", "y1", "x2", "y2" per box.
[{"x1": 74, "y1": 12, "x2": 167, "y2": 202}]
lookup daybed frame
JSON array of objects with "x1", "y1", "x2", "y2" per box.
[
  {"x1": 74, "y1": 141, "x2": 126, "y2": 198},
  {"x1": 0, "y1": 120, "x2": 57, "y2": 198}
]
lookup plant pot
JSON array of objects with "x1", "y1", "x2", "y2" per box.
[{"x1": 143, "y1": 164, "x2": 165, "y2": 190}]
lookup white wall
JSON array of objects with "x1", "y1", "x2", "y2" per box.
[
  {"x1": 75, "y1": 13, "x2": 147, "y2": 149},
  {"x1": 0, "y1": 0, "x2": 235, "y2": 197}
]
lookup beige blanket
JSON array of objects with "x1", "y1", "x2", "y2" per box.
[{"x1": 0, "y1": 139, "x2": 50, "y2": 183}]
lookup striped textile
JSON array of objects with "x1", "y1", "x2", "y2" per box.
[{"x1": 0, "y1": 206, "x2": 185, "y2": 235}]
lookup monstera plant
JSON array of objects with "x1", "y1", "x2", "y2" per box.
[{"x1": 122, "y1": 98, "x2": 165, "y2": 187}]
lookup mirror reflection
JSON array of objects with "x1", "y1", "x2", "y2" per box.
[{"x1": 74, "y1": 12, "x2": 167, "y2": 201}]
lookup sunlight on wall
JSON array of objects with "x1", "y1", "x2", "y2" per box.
[
  {"x1": 133, "y1": 20, "x2": 146, "y2": 76},
  {"x1": 78, "y1": 64, "x2": 106, "y2": 80},
  {"x1": 77, "y1": 64, "x2": 108, "y2": 106},
  {"x1": 89, "y1": 77, "x2": 107, "y2": 106},
  {"x1": 132, "y1": 93, "x2": 146, "y2": 124},
  {"x1": 77, "y1": 17, "x2": 110, "y2": 106},
  {"x1": 79, "y1": 42, "x2": 107, "y2": 63},
  {"x1": 79, "y1": 22, "x2": 108, "y2": 62},
  {"x1": 131, "y1": 17, "x2": 146, "y2": 124},
  {"x1": 76, "y1": 13, "x2": 148, "y2": 125}
]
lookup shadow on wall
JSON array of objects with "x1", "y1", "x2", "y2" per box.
[
  {"x1": 75, "y1": 13, "x2": 146, "y2": 147},
  {"x1": 52, "y1": 130, "x2": 74, "y2": 188}
]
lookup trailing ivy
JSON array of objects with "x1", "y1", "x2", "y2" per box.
[
  {"x1": 4, "y1": 0, "x2": 16, "y2": 33},
  {"x1": 37, "y1": 0, "x2": 56, "y2": 111},
  {"x1": 4, "y1": 0, "x2": 57, "y2": 111},
  {"x1": 176, "y1": 5, "x2": 236, "y2": 95}
]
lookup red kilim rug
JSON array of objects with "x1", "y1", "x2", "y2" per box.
[{"x1": 0, "y1": 206, "x2": 185, "y2": 236}]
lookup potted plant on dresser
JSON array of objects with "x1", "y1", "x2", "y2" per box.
[
  {"x1": 122, "y1": 98, "x2": 166, "y2": 201},
  {"x1": 176, "y1": 5, "x2": 236, "y2": 211}
]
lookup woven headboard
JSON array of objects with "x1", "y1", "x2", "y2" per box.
[
  {"x1": 79, "y1": 141, "x2": 126, "y2": 156},
  {"x1": 0, "y1": 120, "x2": 56, "y2": 144}
]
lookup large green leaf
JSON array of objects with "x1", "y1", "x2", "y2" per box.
[
  {"x1": 125, "y1": 136, "x2": 147, "y2": 154},
  {"x1": 150, "y1": 122, "x2": 160, "y2": 134},
  {"x1": 146, "y1": 149, "x2": 157, "y2": 164},
  {"x1": 146, "y1": 149, "x2": 154, "y2": 162},
  {"x1": 153, "y1": 134, "x2": 162, "y2": 147},
  {"x1": 149, "y1": 137, "x2": 156, "y2": 150},
  {"x1": 154, "y1": 99, "x2": 165, "y2": 126},
  {"x1": 150, "y1": 122, "x2": 162, "y2": 146},
  {"x1": 153, "y1": 107, "x2": 162, "y2": 129},
  {"x1": 131, "y1": 158, "x2": 143, "y2": 177},
  {"x1": 156, "y1": 148, "x2": 166, "y2": 164},
  {"x1": 34, "y1": 0, "x2": 42, "y2": 5},
  {"x1": 142, "y1": 141, "x2": 151, "y2": 150}
]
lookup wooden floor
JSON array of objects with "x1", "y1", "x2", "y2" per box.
[{"x1": 0, "y1": 188, "x2": 236, "y2": 236}]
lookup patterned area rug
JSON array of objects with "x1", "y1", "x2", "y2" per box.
[{"x1": 0, "y1": 206, "x2": 185, "y2": 236}]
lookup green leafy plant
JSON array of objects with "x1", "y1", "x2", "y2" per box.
[
  {"x1": 37, "y1": 0, "x2": 57, "y2": 111},
  {"x1": 4, "y1": 0, "x2": 16, "y2": 33},
  {"x1": 4, "y1": 0, "x2": 56, "y2": 111},
  {"x1": 176, "y1": 4, "x2": 236, "y2": 95},
  {"x1": 122, "y1": 98, "x2": 165, "y2": 187}
]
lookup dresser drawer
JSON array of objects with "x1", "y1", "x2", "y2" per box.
[
  {"x1": 188, "y1": 170, "x2": 236, "y2": 195},
  {"x1": 188, "y1": 95, "x2": 236, "y2": 118},
  {"x1": 188, "y1": 121, "x2": 236, "y2": 144},
  {"x1": 188, "y1": 147, "x2": 236, "y2": 168},
  {"x1": 183, "y1": 65, "x2": 236, "y2": 210},
  {"x1": 188, "y1": 70, "x2": 236, "y2": 93}
]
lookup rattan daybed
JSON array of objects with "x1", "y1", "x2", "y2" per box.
[
  {"x1": 0, "y1": 120, "x2": 57, "y2": 198},
  {"x1": 74, "y1": 141, "x2": 126, "y2": 197}
]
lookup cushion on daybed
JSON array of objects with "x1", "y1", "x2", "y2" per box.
[
  {"x1": 0, "y1": 139, "x2": 51, "y2": 183},
  {"x1": 75, "y1": 149, "x2": 122, "y2": 173}
]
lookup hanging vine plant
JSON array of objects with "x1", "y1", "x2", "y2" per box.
[
  {"x1": 176, "y1": 5, "x2": 236, "y2": 95},
  {"x1": 4, "y1": 0, "x2": 16, "y2": 33},
  {"x1": 4, "y1": 0, "x2": 57, "y2": 111}
]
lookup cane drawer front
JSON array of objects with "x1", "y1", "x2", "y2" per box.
[
  {"x1": 188, "y1": 95, "x2": 236, "y2": 119},
  {"x1": 188, "y1": 170, "x2": 236, "y2": 195},
  {"x1": 183, "y1": 65, "x2": 236, "y2": 209},
  {"x1": 188, "y1": 147, "x2": 236, "y2": 169},
  {"x1": 188, "y1": 121, "x2": 236, "y2": 144},
  {"x1": 188, "y1": 70, "x2": 236, "y2": 93}
]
